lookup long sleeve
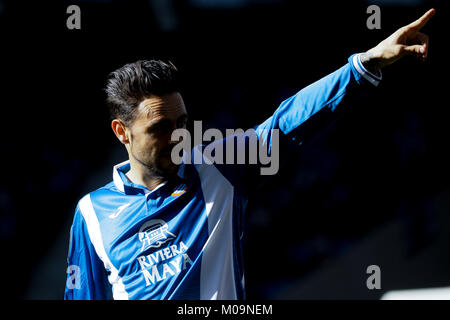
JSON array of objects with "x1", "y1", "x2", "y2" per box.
[
  {"x1": 190, "y1": 53, "x2": 381, "y2": 195},
  {"x1": 64, "y1": 205, "x2": 112, "y2": 300},
  {"x1": 255, "y1": 53, "x2": 381, "y2": 149}
]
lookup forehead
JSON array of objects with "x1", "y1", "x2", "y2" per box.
[{"x1": 135, "y1": 92, "x2": 187, "y2": 124}]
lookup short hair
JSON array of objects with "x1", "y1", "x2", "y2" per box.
[{"x1": 105, "y1": 60, "x2": 179, "y2": 126}]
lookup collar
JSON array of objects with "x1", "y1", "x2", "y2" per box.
[{"x1": 112, "y1": 160, "x2": 187, "y2": 195}]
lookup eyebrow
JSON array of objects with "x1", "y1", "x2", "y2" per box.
[{"x1": 147, "y1": 114, "x2": 189, "y2": 130}]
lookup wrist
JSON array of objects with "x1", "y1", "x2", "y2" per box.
[
  {"x1": 360, "y1": 49, "x2": 383, "y2": 74},
  {"x1": 352, "y1": 52, "x2": 383, "y2": 87}
]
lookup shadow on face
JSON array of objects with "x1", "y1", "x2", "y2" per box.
[{"x1": 128, "y1": 92, "x2": 189, "y2": 178}]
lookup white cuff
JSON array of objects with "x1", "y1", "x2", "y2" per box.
[{"x1": 353, "y1": 53, "x2": 382, "y2": 87}]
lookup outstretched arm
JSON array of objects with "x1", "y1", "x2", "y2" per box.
[
  {"x1": 208, "y1": 9, "x2": 435, "y2": 194},
  {"x1": 361, "y1": 8, "x2": 435, "y2": 73}
]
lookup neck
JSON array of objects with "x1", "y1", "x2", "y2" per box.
[{"x1": 126, "y1": 157, "x2": 166, "y2": 191}]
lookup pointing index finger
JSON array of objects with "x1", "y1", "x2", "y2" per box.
[{"x1": 408, "y1": 8, "x2": 436, "y2": 30}]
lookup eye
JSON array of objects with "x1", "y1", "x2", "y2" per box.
[
  {"x1": 176, "y1": 117, "x2": 188, "y2": 129},
  {"x1": 147, "y1": 121, "x2": 172, "y2": 135},
  {"x1": 159, "y1": 122, "x2": 173, "y2": 133}
]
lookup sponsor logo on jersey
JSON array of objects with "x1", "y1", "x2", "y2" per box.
[
  {"x1": 138, "y1": 219, "x2": 176, "y2": 252},
  {"x1": 137, "y1": 219, "x2": 194, "y2": 287},
  {"x1": 137, "y1": 241, "x2": 194, "y2": 287}
]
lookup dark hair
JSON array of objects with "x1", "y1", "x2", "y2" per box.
[{"x1": 105, "y1": 60, "x2": 179, "y2": 126}]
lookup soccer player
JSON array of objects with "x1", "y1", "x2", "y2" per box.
[{"x1": 64, "y1": 9, "x2": 435, "y2": 300}]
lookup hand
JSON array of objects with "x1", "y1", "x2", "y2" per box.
[{"x1": 361, "y1": 8, "x2": 435, "y2": 73}]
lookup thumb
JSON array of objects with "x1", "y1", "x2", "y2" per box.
[{"x1": 402, "y1": 44, "x2": 425, "y2": 56}]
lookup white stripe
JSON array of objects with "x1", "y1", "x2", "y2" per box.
[
  {"x1": 381, "y1": 287, "x2": 450, "y2": 300},
  {"x1": 79, "y1": 195, "x2": 129, "y2": 300},
  {"x1": 352, "y1": 54, "x2": 381, "y2": 87},
  {"x1": 193, "y1": 147, "x2": 237, "y2": 300}
]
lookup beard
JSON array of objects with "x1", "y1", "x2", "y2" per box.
[{"x1": 130, "y1": 146, "x2": 179, "y2": 179}]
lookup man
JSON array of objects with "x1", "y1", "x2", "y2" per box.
[{"x1": 64, "y1": 9, "x2": 435, "y2": 300}]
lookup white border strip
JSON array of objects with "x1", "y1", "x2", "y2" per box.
[{"x1": 381, "y1": 287, "x2": 450, "y2": 300}]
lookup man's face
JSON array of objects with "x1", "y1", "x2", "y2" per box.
[{"x1": 127, "y1": 92, "x2": 188, "y2": 178}]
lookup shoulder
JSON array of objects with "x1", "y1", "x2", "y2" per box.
[
  {"x1": 74, "y1": 180, "x2": 123, "y2": 218},
  {"x1": 79, "y1": 180, "x2": 122, "y2": 202}
]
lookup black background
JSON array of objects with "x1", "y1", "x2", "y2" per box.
[{"x1": 0, "y1": 0, "x2": 449, "y2": 300}]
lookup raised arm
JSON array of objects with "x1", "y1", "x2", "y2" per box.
[{"x1": 196, "y1": 9, "x2": 435, "y2": 195}]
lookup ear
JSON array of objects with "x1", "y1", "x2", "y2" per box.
[{"x1": 111, "y1": 119, "x2": 130, "y2": 144}]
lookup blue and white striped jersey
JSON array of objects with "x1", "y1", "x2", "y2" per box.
[{"x1": 64, "y1": 54, "x2": 381, "y2": 300}]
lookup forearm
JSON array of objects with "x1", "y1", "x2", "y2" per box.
[{"x1": 256, "y1": 53, "x2": 378, "y2": 144}]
